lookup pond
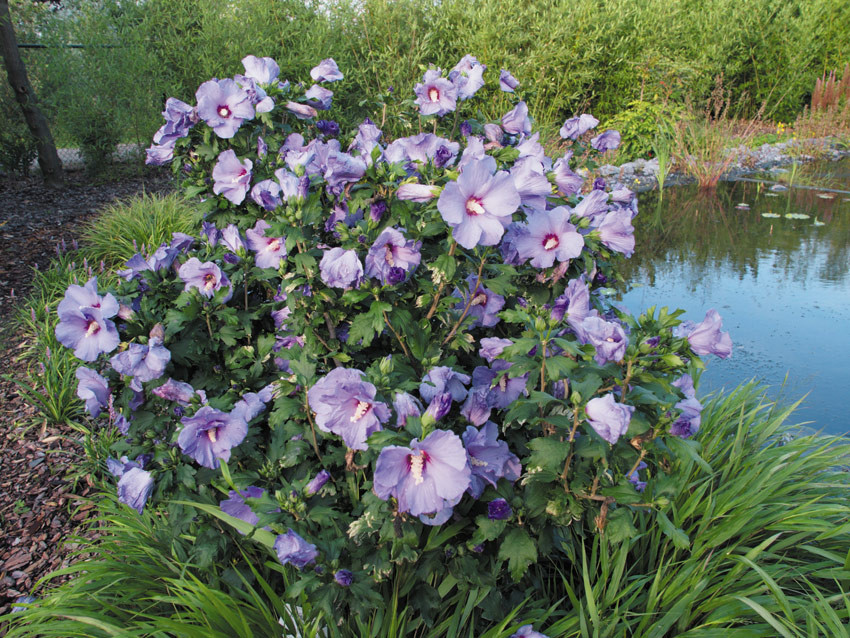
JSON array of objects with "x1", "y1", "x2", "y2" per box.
[{"x1": 618, "y1": 158, "x2": 850, "y2": 436}]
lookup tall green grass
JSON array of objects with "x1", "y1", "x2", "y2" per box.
[{"x1": 4, "y1": 384, "x2": 848, "y2": 636}]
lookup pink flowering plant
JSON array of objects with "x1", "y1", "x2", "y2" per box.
[{"x1": 56, "y1": 55, "x2": 733, "y2": 626}]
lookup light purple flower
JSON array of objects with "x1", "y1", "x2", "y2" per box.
[
  {"x1": 510, "y1": 159, "x2": 552, "y2": 210},
  {"x1": 552, "y1": 155, "x2": 583, "y2": 196},
  {"x1": 250, "y1": 179, "x2": 282, "y2": 211},
  {"x1": 591, "y1": 129, "x2": 621, "y2": 151},
  {"x1": 396, "y1": 183, "x2": 440, "y2": 202},
  {"x1": 316, "y1": 119, "x2": 340, "y2": 137},
  {"x1": 460, "y1": 385, "x2": 491, "y2": 426},
  {"x1": 242, "y1": 55, "x2": 280, "y2": 85},
  {"x1": 58, "y1": 277, "x2": 117, "y2": 317},
  {"x1": 393, "y1": 392, "x2": 423, "y2": 429},
  {"x1": 285, "y1": 101, "x2": 318, "y2": 120},
  {"x1": 232, "y1": 386, "x2": 274, "y2": 422},
  {"x1": 585, "y1": 393, "x2": 634, "y2": 445},
  {"x1": 117, "y1": 467, "x2": 154, "y2": 514},
  {"x1": 76, "y1": 366, "x2": 110, "y2": 417},
  {"x1": 515, "y1": 207, "x2": 584, "y2": 268},
  {"x1": 152, "y1": 378, "x2": 195, "y2": 405},
  {"x1": 145, "y1": 142, "x2": 174, "y2": 166},
  {"x1": 454, "y1": 275, "x2": 505, "y2": 328},
  {"x1": 274, "y1": 529, "x2": 318, "y2": 569},
  {"x1": 323, "y1": 150, "x2": 367, "y2": 196},
  {"x1": 246, "y1": 220, "x2": 287, "y2": 270},
  {"x1": 573, "y1": 189, "x2": 610, "y2": 224},
  {"x1": 364, "y1": 228, "x2": 421, "y2": 285},
  {"x1": 178, "y1": 258, "x2": 232, "y2": 299},
  {"x1": 500, "y1": 222, "x2": 529, "y2": 266},
  {"x1": 559, "y1": 114, "x2": 599, "y2": 140},
  {"x1": 462, "y1": 422, "x2": 521, "y2": 498},
  {"x1": 501, "y1": 101, "x2": 532, "y2": 136},
  {"x1": 56, "y1": 280, "x2": 120, "y2": 362},
  {"x1": 424, "y1": 392, "x2": 453, "y2": 422},
  {"x1": 671, "y1": 396, "x2": 702, "y2": 438},
  {"x1": 488, "y1": 498, "x2": 512, "y2": 520},
  {"x1": 178, "y1": 405, "x2": 249, "y2": 469},
  {"x1": 479, "y1": 337, "x2": 513, "y2": 363},
  {"x1": 110, "y1": 337, "x2": 171, "y2": 391},
  {"x1": 220, "y1": 225, "x2": 245, "y2": 254},
  {"x1": 419, "y1": 366, "x2": 470, "y2": 404},
  {"x1": 674, "y1": 309, "x2": 733, "y2": 359},
  {"x1": 196, "y1": 78, "x2": 254, "y2": 139},
  {"x1": 384, "y1": 133, "x2": 459, "y2": 166},
  {"x1": 305, "y1": 84, "x2": 333, "y2": 110},
  {"x1": 308, "y1": 368, "x2": 390, "y2": 450},
  {"x1": 310, "y1": 58, "x2": 343, "y2": 82},
  {"x1": 511, "y1": 625, "x2": 549, "y2": 638},
  {"x1": 152, "y1": 97, "x2": 197, "y2": 147},
  {"x1": 305, "y1": 470, "x2": 331, "y2": 496},
  {"x1": 499, "y1": 69, "x2": 519, "y2": 92},
  {"x1": 576, "y1": 316, "x2": 628, "y2": 365},
  {"x1": 319, "y1": 248, "x2": 364, "y2": 290},
  {"x1": 349, "y1": 118, "x2": 383, "y2": 161},
  {"x1": 373, "y1": 429, "x2": 471, "y2": 516},
  {"x1": 595, "y1": 208, "x2": 635, "y2": 256},
  {"x1": 212, "y1": 150, "x2": 252, "y2": 205},
  {"x1": 484, "y1": 123, "x2": 503, "y2": 144},
  {"x1": 551, "y1": 278, "x2": 591, "y2": 325},
  {"x1": 449, "y1": 54, "x2": 486, "y2": 100},
  {"x1": 473, "y1": 360, "x2": 527, "y2": 409},
  {"x1": 628, "y1": 461, "x2": 648, "y2": 492},
  {"x1": 220, "y1": 486, "x2": 271, "y2": 531},
  {"x1": 438, "y1": 157, "x2": 520, "y2": 249},
  {"x1": 414, "y1": 69, "x2": 457, "y2": 116}
]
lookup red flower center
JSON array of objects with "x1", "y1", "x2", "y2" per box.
[
  {"x1": 218, "y1": 105, "x2": 232, "y2": 118},
  {"x1": 428, "y1": 87, "x2": 440, "y2": 102},
  {"x1": 542, "y1": 233, "x2": 560, "y2": 251},
  {"x1": 465, "y1": 197, "x2": 485, "y2": 216},
  {"x1": 85, "y1": 319, "x2": 100, "y2": 337}
]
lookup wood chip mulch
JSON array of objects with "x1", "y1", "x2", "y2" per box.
[{"x1": 0, "y1": 167, "x2": 175, "y2": 616}]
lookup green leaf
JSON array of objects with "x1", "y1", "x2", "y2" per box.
[
  {"x1": 605, "y1": 508, "x2": 638, "y2": 543},
  {"x1": 571, "y1": 373, "x2": 603, "y2": 403},
  {"x1": 498, "y1": 528, "x2": 537, "y2": 581},
  {"x1": 527, "y1": 437, "x2": 569, "y2": 473},
  {"x1": 177, "y1": 501, "x2": 277, "y2": 549},
  {"x1": 656, "y1": 509, "x2": 690, "y2": 549},
  {"x1": 433, "y1": 253, "x2": 456, "y2": 281},
  {"x1": 472, "y1": 515, "x2": 507, "y2": 544}
]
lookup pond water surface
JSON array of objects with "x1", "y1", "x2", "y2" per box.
[{"x1": 619, "y1": 158, "x2": 850, "y2": 436}]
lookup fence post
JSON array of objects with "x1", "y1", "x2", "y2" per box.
[{"x1": 0, "y1": 0, "x2": 63, "y2": 188}]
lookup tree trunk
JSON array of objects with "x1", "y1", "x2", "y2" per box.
[{"x1": 0, "y1": 0, "x2": 63, "y2": 188}]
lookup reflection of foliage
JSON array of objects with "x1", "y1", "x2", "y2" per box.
[{"x1": 621, "y1": 168, "x2": 850, "y2": 289}]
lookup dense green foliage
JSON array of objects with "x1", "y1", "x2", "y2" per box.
[
  {"x1": 10, "y1": 0, "x2": 850, "y2": 149},
  {"x1": 3, "y1": 384, "x2": 848, "y2": 636}
]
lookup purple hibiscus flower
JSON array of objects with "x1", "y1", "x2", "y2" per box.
[
  {"x1": 393, "y1": 392, "x2": 423, "y2": 428},
  {"x1": 145, "y1": 143, "x2": 175, "y2": 166},
  {"x1": 501, "y1": 101, "x2": 532, "y2": 136},
  {"x1": 334, "y1": 569, "x2": 353, "y2": 586},
  {"x1": 285, "y1": 101, "x2": 318, "y2": 119},
  {"x1": 212, "y1": 150, "x2": 252, "y2": 205},
  {"x1": 499, "y1": 69, "x2": 519, "y2": 92},
  {"x1": 152, "y1": 378, "x2": 195, "y2": 405},
  {"x1": 246, "y1": 220, "x2": 287, "y2": 270},
  {"x1": 384, "y1": 133, "x2": 460, "y2": 167},
  {"x1": 305, "y1": 470, "x2": 331, "y2": 496},
  {"x1": 364, "y1": 228, "x2": 421, "y2": 285},
  {"x1": 591, "y1": 129, "x2": 621, "y2": 151},
  {"x1": 585, "y1": 393, "x2": 634, "y2": 445},
  {"x1": 178, "y1": 258, "x2": 232, "y2": 300},
  {"x1": 551, "y1": 278, "x2": 591, "y2": 326},
  {"x1": 196, "y1": 78, "x2": 254, "y2": 139},
  {"x1": 595, "y1": 208, "x2": 635, "y2": 256},
  {"x1": 305, "y1": 84, "x2": 333, "y2": 110},
  {"x1": 414, "y1": 69, "x2": 457, "y2": 116},
  {"x1": 461, "y1": 386, "x2": 491, "y2": 426},
  {"x1": 511, "y1": 625, "x2": 550, "y2": 638},
  {"x1": 424, "y1": 392, "x2": 453, "y2": 423},
  {"x1": 319, "y1": 248, "x2": 364, "y2": 289},
  {"x1": 274, "y1": 529, "x2": 318, "y2": 569},
  {"x1": 499, "y1": 222, "x2": 529, "y2": 266},
  {"x1": 397, "y1": 183, "x2": 440, "y2": 202},
  {"x1": 419, "y1": 366, "x2": 470, "y2": 404},
  {"x1": 511, "y1": 159, "x2": 552, "y2": 210},
  {"x1": 573, "y1": 189, "x2": 610, "y2": 224},
  {"x1": 552, "y1": 155, "x2": 584, "y2": 197},
  {"x1": 242, "y1": 55, "x2": 280, "y2": 85},
  {"x1": 488, "y1": 498, "x2": 512, "y2": 520},
  {"x1": 575, "y1": 316, "x2": 628, "y2": 365},
  {"x1": 178, "y1": 405, "x2": 249, "y2": 469},
  {"x1": 316, "y1": 119, "x2": 340, "y2": 137},
  {"x1": 671, "y1": 373, "x2": 703, "y2": 438},
  {"x1": 438, "y1": 157, "x2": 520, "y2": 249},
  {"x1": 110, "y1": 337, "x2": 171, "y2": 391},
  {"x1": 628, "y1": 461, "x2": 648, "y2": 492},
  {"x1": 472, "y1": 360, "x2": 528, "y2": 409},
  {"x1": 323, "y1": 148, "x2": 367, "y2": 196},
  {"x1": 152, "y1": 97, "x2": 197, "y2": 146},
  {"x1": 75, "y1": 366, "x2": 110, "y2": 418},
  {"x1": 462, "y1": 422, "x2": 522, "y2": 498},
  {"x1": 559, "y1": 113, "x2": 599, "y2": 140},
  {"x1": 515, "y1": 207, "x2": 584, "y2": 268},
  {"x1": 56, "y1": 296, "x2": 120, "y2": 362},
  {"x1": 453, "y1": 275, "x2": 506, "y2": 328},
  {"x1": 117, "y1": 467, "x2": 154, "y2": 514},
  {"x1": 673, "y1": 309, "x2": 733, "y2": 359},
  {"x1": 479, "y1": 337, "x2": 513, "y2": 363},
  {"x1": 250, "y1": 179, "x2": 282, "y2": 211},
  {"x1": 219, "y1": 486, "x2": 277, "y2": 532},
  {"x1": 449, "y1": 54, "x2": 486, "y2": 100},
  {"x1": 373, "y1": 429, "x2": 471, "y2": 517},
  {"x1": 307, "y1": 368, "x2": 390, "y2": 450},
  {"x1": 310, "y1": 58, "x2": 343, "y2": 82}
]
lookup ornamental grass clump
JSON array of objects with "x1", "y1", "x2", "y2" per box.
[{"x1": 52, "y1": 55, "x2": 734, "y2": 626}]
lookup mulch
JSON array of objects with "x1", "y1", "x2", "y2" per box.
[{"x1": 0, "y1": 167, "x2": 175, "y2": 616}]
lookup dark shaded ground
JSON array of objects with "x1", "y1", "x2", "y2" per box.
[{"x1": 0, "y1": 168, "x2": 174, "y2": 615}]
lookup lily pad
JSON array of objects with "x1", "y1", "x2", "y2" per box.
[
  {"x1": 769, "y1": 184, "x2": 788, "y2": 192},
  {"x1": 735, "y1": 203, "x2": 750, "y2": 210},
  {"x1": 784, "y1": 213, "x2": 810, "y2": 220},
  {"x1": 765, "y1": 192, "x2": 780, "y2": 197},
  {"x1": 761, "y1": 213, "x2": 781, "y2": 218},
  {"x1": 813, "y1": 219, "x2": 826, "y2": 226},
  {"x1": 816, "y1": 193, "x2": 835, "y2": 200}
]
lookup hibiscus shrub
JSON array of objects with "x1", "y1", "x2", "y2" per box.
[{"x1": 57, "y1": 56, "x2": 732, "y2": 623}]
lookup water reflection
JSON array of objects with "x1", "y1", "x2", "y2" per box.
[{"x1": 618, "y1": 159, "x2": 850, "y2": 435}]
